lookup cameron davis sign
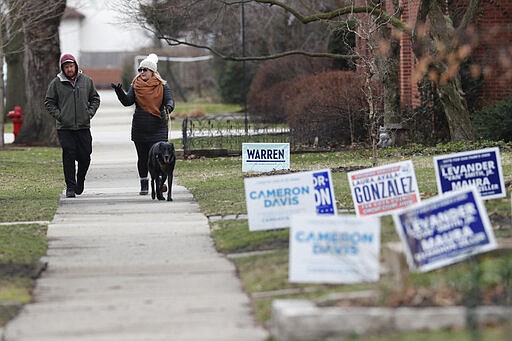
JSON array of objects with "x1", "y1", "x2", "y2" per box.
[
  {"x1": 244, "y1": 169, "x2": 336, "y2": 231},
  {"x1": 289, "y1": 214, "x2": 381, "y2": 284}
]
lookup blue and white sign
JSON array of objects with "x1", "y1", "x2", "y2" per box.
[
  {"x1": 433, "y1": 147, "x2": 506, "y2": 200},
  {"x1": 289, "y1": 214, "x2": 381, "y2": 284},
  {"x1": 242, "y1": 143, "x2": 290, "y2": 172},
  {"x1": 393, "y1": 188, "x2": 497, "y2": 272},
  {"x1": 244, "y1": 169, "x2": 336, "y2": 231}
]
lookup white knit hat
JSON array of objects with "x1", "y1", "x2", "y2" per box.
[{"x1": 139, "y1": 53, "x2": 158, "y2": 72}]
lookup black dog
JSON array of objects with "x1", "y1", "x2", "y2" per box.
[{"x1": 148, "y1": 141, "x2": 176, "y2": 201}]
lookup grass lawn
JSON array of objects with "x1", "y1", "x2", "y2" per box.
[
  {"x1": 1, "y1": 135, "x2": 511, "y2": 340},
  {"x1": 175, "y1": 142, "x2": 512, "y2": 340},
  {"x1": 0, "y1": 146, "x2": 62, "y2": 326}
]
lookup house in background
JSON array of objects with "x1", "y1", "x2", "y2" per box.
[
  {"x1": 59, "y1": 0, "x2": 215, "y2": 98},
  {"x1": 60, "y1": 0, "x2": 155, "y2": 88},
  {"x1": 391, "y1": 0, "x2": 512, "y2": 109}
]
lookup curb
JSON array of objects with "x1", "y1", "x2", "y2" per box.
[{"x1": 271, "y1": 299, "x2": 512, "y2": 341}]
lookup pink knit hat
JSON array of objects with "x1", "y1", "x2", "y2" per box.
[{"x1": 60, "y1": 53, "x2": 78, "y2": 71}]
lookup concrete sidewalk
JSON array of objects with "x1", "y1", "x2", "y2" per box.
[{"x1": 2, "y1": 90, "x2": 269, "y2": 341}]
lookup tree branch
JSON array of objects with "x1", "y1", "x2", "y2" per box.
[
  {"x1": 457, "y1": 0, "x2": 480, "y2": 31},
  {"x1": 159, "y1": 36, "x2": 357, "y2": 61},
  {"x1": 251, "y1": 0, "x2": 412, "y2": 35}
]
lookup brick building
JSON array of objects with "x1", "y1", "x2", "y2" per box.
[{"x1": 385, "y1": 0, "x2": 512, "y2": 109}]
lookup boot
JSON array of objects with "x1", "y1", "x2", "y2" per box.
[
  {"x1": 140, "y1": 178, "x2": 149, "y2": 195},
  {"x1": 75, "y1": 177, "x2": 85, "y2": 195},
  {"x1": 66, "y1": 187, "x2": 76, "y2": 198}
]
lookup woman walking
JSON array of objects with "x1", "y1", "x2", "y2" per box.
[{"x1": 111, "y1": 53, "x2": 175, "y2": 195}]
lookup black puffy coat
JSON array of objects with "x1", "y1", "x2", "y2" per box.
[{"x1": 114, "y1": 83, "x2": 174, "y2": 142}]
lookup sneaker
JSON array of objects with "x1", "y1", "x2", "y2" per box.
[
  {"x1": 75, "y1": 179, "x2": 84, "y2": 195},
  {"x1": 66, "y1": 188, "x2": 76, "y2": 198}
]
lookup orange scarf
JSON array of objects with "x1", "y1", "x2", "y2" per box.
[{"x1": 134, "y1": 76, "x2": 163, "y2": 118}]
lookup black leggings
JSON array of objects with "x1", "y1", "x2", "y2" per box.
[{"x1": 134, "y1": 141, "x2": 160, "y2": 178}]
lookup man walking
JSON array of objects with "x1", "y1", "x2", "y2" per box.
[{"x1": 45, "y1": 53, "x2": 100, "y2": 197}]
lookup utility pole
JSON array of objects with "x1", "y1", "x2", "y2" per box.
[{"x1": 241, "y1": 2, "x2": 248, "y2": 135}]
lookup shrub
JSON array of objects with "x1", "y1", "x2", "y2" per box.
[
  {"x1": 327, "y1": 19, "x2": 357, "y2": 71},
  {"x1": 218, "y1": 60, "x2": 246, "y2": 105},
  {"x1": 472, "y1": 96, "x2": 512, "y2": 141},
  {"x1": 407, "y1": 77, "x2": 451, "y2": 145},
  {"x1": 248, "y1": 55, "x2": 331, "y2": 122},
  {"x1": 285, "y1": 71, "x2": 370, "y2": 148}
]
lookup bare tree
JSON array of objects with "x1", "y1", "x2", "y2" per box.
[
  {"x1": 0, "y1": 7, "x2": 5, "y2": 148},
  {"x1": 130, "y1": 0, "x2": 502, "y2": 142},
  {"x1": 253, "y1": 0, "x2": 481, "y2": 141},
  {"x1": 5, "y1": 0, "x2": 27, "y2": 122},
  {"x1": 0, "y1": 0, "x2": 28, "y2": 148},
  {"x1": 349, "y1": 7, "x2": 385, "y2": 164},
  {"x1": 411, "y1": 0, "x2": 478, "y2": 141},
  {"x1": 15, "y1": 0, "x2": 66, "y2": 146},
  {"x1": 117, "y1": 0, "x2": 337, "y2": 59}
]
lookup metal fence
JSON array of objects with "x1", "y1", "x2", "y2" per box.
[{"x1": 181, "y1": 115, "x2": 291, "y2": 154}]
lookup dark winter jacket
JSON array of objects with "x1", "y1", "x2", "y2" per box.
[
  {"x1": 114, "y1": 83, "x2": 174, "y2": 142},
  {"x1": 44, "y1": 71, "x2": 100, "y2": 130}
]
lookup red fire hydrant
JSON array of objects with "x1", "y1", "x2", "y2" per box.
[{"x1": 7, "y1": 106, "x2": 24, "y2": 139}]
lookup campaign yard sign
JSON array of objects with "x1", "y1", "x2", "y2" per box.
[
  {"x1": 433, "y1": 147, "x2": 506, "y2": 200},
  {"x1": 242, "y1": 143, "x2": 290, "y2": 172},
  {"x1": 393, "y1": 188, "x2": 497, "y2": 272},
  {"x1": 244, "y1": 169, "x2": 336, "y2": 231},
  {"x1": 289, "y1": 214, "x2": 381, "y2": 284},
  {"x1": 347, "y1": 160, "x2": 421, "y2": 217}
]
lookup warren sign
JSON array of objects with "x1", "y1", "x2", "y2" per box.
[{"x1": 242, "y1": 143, "x2": 290, "y2": 172}]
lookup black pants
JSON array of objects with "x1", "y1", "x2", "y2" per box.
[
  {"x1": 57, "y1": 129, "x2": 92, "y2": 189},
  {"x1": 134, "y1": 141, "x2": 160, "y2": 178}
]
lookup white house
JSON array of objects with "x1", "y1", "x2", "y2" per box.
[{"x1": 59, "y1": 0, "x2": 155, "y2": 87}]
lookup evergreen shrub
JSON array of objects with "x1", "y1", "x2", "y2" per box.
[{"x1": 472, "y1": 96, "x2": 512, "y2": 141}]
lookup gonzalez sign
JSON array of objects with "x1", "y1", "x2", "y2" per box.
[
  {"x1": 347, "y1": 160, "x2": 421, "y2": 217},
  {"x1": 433, "y1": 147, "x2": 506, "y2": 200}
]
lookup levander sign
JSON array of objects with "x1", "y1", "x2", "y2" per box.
[
  {"x1": 347, "y1": 160, "x2": 421, "y2": 217},
  {"x1": 289, "y1": 214, "x2": 381, "y2": 284},
  {"x1": 242, "y1": 143, "x2": 290, "y2": 172},
  {"x1": 393, "y1": 188, "x2": 496, "y2": 272},
  {"x1": 433, "y1": 147, "x2": 505, "y2": 200},
  {"x1": 244, "y1": 169, "x2": 336, "y2": 231}
]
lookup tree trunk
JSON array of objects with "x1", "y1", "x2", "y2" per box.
[
  {"x1": 16, "y1": 0, "x2": 66, "y2": 146},
  {"x1": 438, "y1": 78, "x2": 474, "y2": 140},
  {"x1": 0, "y1": 17, "x2": 5, "y2": 148},
  {"x1": 5, "y1": 0, "x2": 27, "y2": 119},
  {"x1": 377, "y1": 26, "x2": 403, "y2": 144},
  {"x1": 413, "y1": 0, "x2": 476, "y2": 141}
]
